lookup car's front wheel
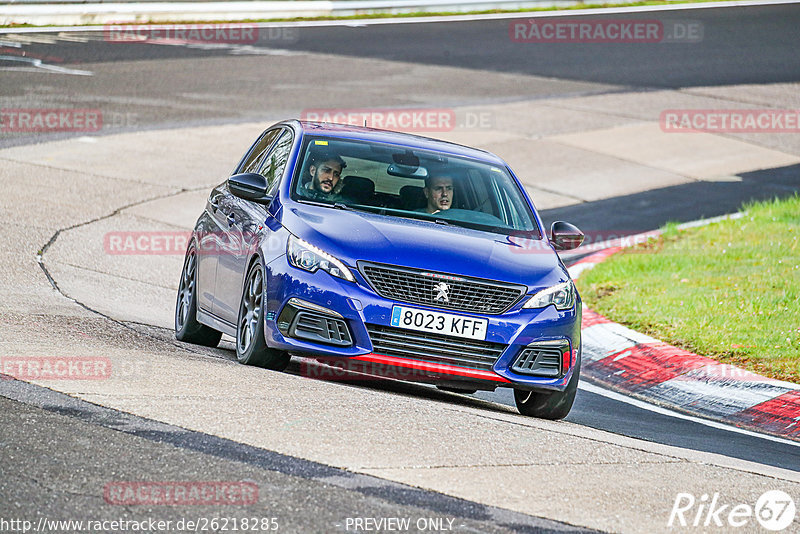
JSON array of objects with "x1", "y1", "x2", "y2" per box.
[
  {"x1": 236, "y1": 259, "x2": 290, "y2": 370},
  {"x1": 175, "y1": 245, "x2": 222, "y2": 347},
  {"x1": 514, "y1": 351, "x2": 580, "y2": 420}
]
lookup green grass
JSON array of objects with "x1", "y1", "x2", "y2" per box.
[
  {"x1": 0, "y1": 0, "x2": 734, "y2": 29},
  {"x1": 576, "y1": 195, "x2": 800, "y2": 383}
]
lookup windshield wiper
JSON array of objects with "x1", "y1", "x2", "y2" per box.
[
  {"x1": 434, "y1": 219, "x2": 452, "y2": 226},
  {"x1": 333, "y1": 203, "x2": 351, "y2": 210}
]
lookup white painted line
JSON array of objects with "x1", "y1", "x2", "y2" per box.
[
  {"x1": 563, "y1": 212, "x2": 748, "y2": 272},
  {"x1": 2, "y1": 0, "x2": 799, "y2": 33},
  {"x1": 10, "y1": 33, "x2": 58, "y2": 44},
  {"x1": 55, "y1": 33, "x2": 93, "y2": 42},
  {"x1": 567, "y1": 213, "x2": 745, "y2": 260},
  {"x1": 578, "y1": 380, "x2": 800, "y2": 447},
  {"x1": 0, "y1": 56, "x2": 92, "y2": 75},
  {"x1": 676, "y1": 211, "x2": 745, "y2": 230}
]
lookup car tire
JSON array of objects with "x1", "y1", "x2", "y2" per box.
[
  {"x1": 236, "y1": 259, "x2": 290, "y2": 370},
  {"x1": 514, "y1": 350, "x2": 580, "y2": 420},
  {"x1": 175, "y1": 245, "x2": 223, "y2": 347}
]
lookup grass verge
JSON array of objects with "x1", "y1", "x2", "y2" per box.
[{"x1": 575, "y1": 194, "x2": 800, "y2": 383}]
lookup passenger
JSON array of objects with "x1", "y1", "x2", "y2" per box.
[
  {"x1": 421, "y1": 174, "x2": 454, "y2": 214},
  {"x1": 300, "y1": 150, "x2": 347, "y2": 201}
]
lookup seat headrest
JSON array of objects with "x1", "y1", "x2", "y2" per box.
[
  {"x1": 400, "y1": 185, "x2": 426, "y2": 210},
  {"x1": 340, "y1": 176, "x2": 375, "y2": 202}
]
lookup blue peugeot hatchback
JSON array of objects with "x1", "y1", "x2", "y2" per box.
[{"x1": 175, "y1": 120, "x2": 585, "y2": 419}]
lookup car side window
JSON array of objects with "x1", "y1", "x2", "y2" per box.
[
  {"x1": 239, "y1": 129, "x2": 282, "y2": 175},
  {"x1": 258, "y1": 131, "x2": 294, "y2": 195}
]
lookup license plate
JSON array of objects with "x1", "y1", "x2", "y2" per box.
[{"x1": 390, "y1": 305, "x2": 488, "y2": 341}]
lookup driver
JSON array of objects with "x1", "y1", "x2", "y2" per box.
[
  {"x1": 300, "y1": 150, "x2": 347, "y2": 201},
  {"x1": 421, "y1": 174, "x2": 454, "y2": 214}
]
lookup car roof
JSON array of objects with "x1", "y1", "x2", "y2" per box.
[{"x1": 282, "y1": 120, "x2": 507, "y2": 166}]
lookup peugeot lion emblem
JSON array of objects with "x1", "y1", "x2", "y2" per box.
[{"x1": 434, "y1": 282, "x2": 450, "y2": 302}]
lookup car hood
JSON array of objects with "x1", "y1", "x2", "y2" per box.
[{"x1": 279, "y1": 202, "x2": 568, "y2": 290}]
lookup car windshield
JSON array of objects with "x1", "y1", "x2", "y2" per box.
[{"x1": 291, "y1": 136, "x2": 542, "y2": 238}]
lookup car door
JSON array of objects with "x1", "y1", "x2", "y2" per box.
[
  {"x1": 202, "y1": 128, "x2": 281, "y2": 324},
  {"x1": 194, "y1": 185, "x2": 227, "y2": 314},
  {"x1": 213, "y1": 128, "x2": 294, "y2": 325}
]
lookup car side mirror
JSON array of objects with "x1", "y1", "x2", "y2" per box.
[
  {"x1": 550, "y1": 221, "x2": 584, "y2": 251},
  {"x1": 229, "y1": 172, "x2": 271, "y2": 202}
]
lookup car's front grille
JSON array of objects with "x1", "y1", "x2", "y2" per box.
[
  {"x1": 359, "y1": 262, "x2": 526, "y2": 314},
  {"x1": 366, "y1": 324, "x2": 506, "y2": 371}
]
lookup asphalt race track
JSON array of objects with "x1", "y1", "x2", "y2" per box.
[{"x1": 1, "y1": 3, "x2": 800, "y2": 533}]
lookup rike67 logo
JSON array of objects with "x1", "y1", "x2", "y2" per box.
[{"x1": 668, "y1": 490, "x2": 796, "y2": 531}]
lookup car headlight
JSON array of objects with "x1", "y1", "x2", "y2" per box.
[
  {"x1": 523, "y1": 281, "x2": 575, "y2": 311},
  {"x1": 287, "y1": 235, "x2": 355, "y2": 282}
]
